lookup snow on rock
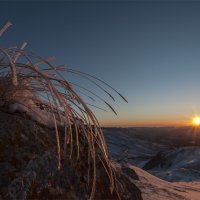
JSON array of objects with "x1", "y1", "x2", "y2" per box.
[
  {"x1": 7, "y1": 95, "x2": 68, "y2": 129},
  {"x1": 0, "y1": 77, "x2": 66, "y2": 128},
  {"x1": 8, "y1": 102, "x2": 59, "y2": 128}
]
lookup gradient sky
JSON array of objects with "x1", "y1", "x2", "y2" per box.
[{"x1": 1, "y1": 1, "x2": 200, "y2": 127}]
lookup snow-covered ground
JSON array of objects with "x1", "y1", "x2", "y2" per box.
[
  {"x1": 103, "y1": 128, "x2": 167, "y2": 168},
  {"x1": 104, "y1": 127, "x2": 200, "y2": 199},
  {"x1": 133, "y1": 165, "x2": 200, "y2": 200},
  {"x1": 104, "y1": 128, "x2": 200, "y2": 182},
  {"x1": 144, "y1": 147, "x2": 200, "y2": 182}
]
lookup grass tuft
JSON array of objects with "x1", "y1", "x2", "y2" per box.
[{"x1": 0, "y1": 21, "x2": 127, "y2": 199}]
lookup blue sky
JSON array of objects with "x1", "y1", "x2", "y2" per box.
[{"x1": 1, "y1": 1, "x2": 200, "y2": 126}]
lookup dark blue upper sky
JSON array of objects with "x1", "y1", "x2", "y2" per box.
[{"x1": 1, "y1": 1, "x2": 200, "y2": 126}]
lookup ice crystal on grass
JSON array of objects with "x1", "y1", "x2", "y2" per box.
[{"x1": 0, "y1": 21, "x2": 127, "y2": 199}]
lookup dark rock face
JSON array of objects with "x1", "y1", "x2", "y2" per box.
[{"x1": 0, "y1": 111, "x2": 142, "y2": 200}]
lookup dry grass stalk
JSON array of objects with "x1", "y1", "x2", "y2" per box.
[{"x1": 0, "y1": 21, "x2": 127, "y2": 199}]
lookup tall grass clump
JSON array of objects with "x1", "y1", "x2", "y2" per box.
[{"x1": 0, "y1": 22, "x2": 127, "y2": 199}]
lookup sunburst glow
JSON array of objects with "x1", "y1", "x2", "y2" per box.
[{"x1": 192, "y1": 116, "x2": 200, "y2": 126}]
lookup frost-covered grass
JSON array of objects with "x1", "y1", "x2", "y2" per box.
[{"x1": 0, "y1": 21, "x2": 127, "y2": 199}]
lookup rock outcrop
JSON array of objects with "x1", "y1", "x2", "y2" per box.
[{"x1": 0, "y1": 110, "x2": 142, "y2": 200}]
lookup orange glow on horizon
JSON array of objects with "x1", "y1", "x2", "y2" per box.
[
  {"x1": 99, "y1": 112, "x2": 200, "y2": 128},
  {"x1": 99, "y1": 119, "x2": 189, "y2": 127}
]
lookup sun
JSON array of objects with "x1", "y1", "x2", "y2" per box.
[{"x1": 192, "y1": 116, "x2": 200, "y2": 126}]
